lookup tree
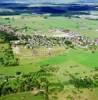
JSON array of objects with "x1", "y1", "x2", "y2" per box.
[
  {"x1": 89, "y1": 43, "x2": 97, "y2": 53},
  {"x1": 40, "y1": 78, "x2": 49, "y2": 100}
]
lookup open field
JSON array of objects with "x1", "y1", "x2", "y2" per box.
[
  {"x1": 0, "y1": 92, "x2": 44, "y2": 100},
  {"x1": 38, "y1": 48, "x2": 98, "y2": 67},
  {"x1": 0, "y1": 46, "x2": 66, "y2": 75},
  {"x1": 0, "y1": 15, "x2": 98, "y2": 38},
  {"x1": 0, "y1": 46, "x2": 98, "y2": 75}
]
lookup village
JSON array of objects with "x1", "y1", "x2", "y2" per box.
[{"x1": 0, "y1": 25, "x2": 97, "y2": 55}]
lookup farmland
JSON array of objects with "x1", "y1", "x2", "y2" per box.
[
  {"x1": 0, "y1": 14, "x2": 98, "y2": 100},
  {"x1": 0, "y1": 15, "x2": 98, "y2": 38}
]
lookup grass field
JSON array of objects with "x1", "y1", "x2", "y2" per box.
[
  {"x1": 0, "y1": 15, "x2": 98, "y2": 38},
  {"x1": 0, "y1": 92, "x2": 44, "y2": 100},
  {"x1": 38, "y1": 48, "x2": 98, "y2": 68},
  {"x1": 0, "y1": 46, "x2": 98, "y2": 76},
  {"x1": 0, "y1": 46, "x2": 66, "y2": 75}
]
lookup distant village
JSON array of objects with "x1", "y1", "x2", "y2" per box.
[{"x1": 0, "y1": 25, "x2": 98, "y2": 50}]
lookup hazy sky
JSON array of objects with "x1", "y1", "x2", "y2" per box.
[
  {"x1": 0, "y1": 0, "x2": 98, "y2": 3},
  {"x1": 0, "y1": 0, "x2": 80, "y2": 3}
]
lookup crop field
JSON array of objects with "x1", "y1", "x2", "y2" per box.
[{"x1": 0, "y1": 15, "x2": 98, "y2": 38}]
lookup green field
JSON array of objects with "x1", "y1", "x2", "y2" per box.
[
  {"x1": 0, "y1": 46, "x2": 66, "y2": 75},
  {"x1": 1, "y1": 46, "x2": 98, "y2": 100},
  {"x1": 39, "y1": 48, "x2": 98, "y2": 67},
  {"x1": 0, "y1": 15, "x2": 98, "y2": 100},
  {"x1": 0, "y1": 47, "x2": 98, "y2": 75},
  {"x1": 0, "y1": 15, "x2": 98, "y2": 38},
  {"x1": 0, "y1": 92, "x2": 44, "y2": 100}
]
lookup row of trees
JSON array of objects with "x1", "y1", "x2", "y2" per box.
[{"x1": 69, "y1": 76, "x2": 98, "y2": 88}]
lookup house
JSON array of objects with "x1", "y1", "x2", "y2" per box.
[{"x1": 51, "y1": 29, "x2": 75, "y2": 38}]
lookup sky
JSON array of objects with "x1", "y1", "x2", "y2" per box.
[
  {"x1": 0, "y1": 0, "x2": 98, "y2": 3},
  {"x1": 0, "y1": 0, "x2": 80, "y2": 3}
]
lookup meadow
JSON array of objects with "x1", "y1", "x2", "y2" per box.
[
  {"x1": 0, "y1": 92, "x2": 44, "y2": 100},
  {"x1": 0, "y1": 45, "x2": 98, "y2": 75},
  {"x1": 0, "y1": 15, "x2": 98, "y2": 38}
]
